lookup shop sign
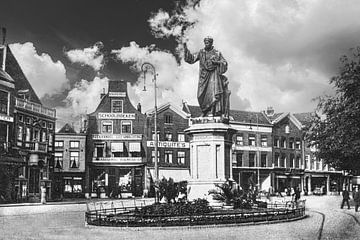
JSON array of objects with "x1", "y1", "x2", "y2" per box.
[
  {"x1": 98, "y1": 112, "x2": 135, "y2": 119},
  {"x1": 93, "y1": 157, "x2": 142, "y2": 163},
  {"x1": 0, "y1": 114, "x2": 13, "y2": 122},
  {"x1": 92, "y1": 134, "x2": 142, "y2": 140},
  {"x1": 109, "y1": 92, "x2": 126, "y2": 97},
  {"x1": 147, "y1": 141, "x2": 189, "y2": 148}
]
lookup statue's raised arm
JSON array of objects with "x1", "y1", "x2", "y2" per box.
[{"x1": 184, "y1": 36, "x2": 230, "y2": 118}]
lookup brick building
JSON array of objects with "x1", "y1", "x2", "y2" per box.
[
  {"x1": 86, "y1": 80, "x2": 147, "y2": 198},
  {"x1": 53, "y1": 123, "x2": 86, "y2": 199},
  {"x1": 0, "y1": 45, "x2": 56, "y2": 202},
  {"x1": 145, "y1": 102, "x2": 191, "y2": 194}
]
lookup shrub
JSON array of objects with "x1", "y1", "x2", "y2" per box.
[{"x1": 156, "y1": 178, "x2": 188, "y2": 203}]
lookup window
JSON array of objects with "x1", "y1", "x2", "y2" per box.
[
  {"x1": 165, "y1": 150, "x2": 173, "y2": 164},
  {"x1": 295, "y1": 156, "x2": 301, "y2": 168},
  {"x1": 305, "y1": 155, "x2": 310, "y2": 169},
  {"x1": 285, "y1": 125, "x2": 290, "y2": 134},
  {"x1": 281, "y1": 137, "x2": 287, "y2": 148},
  {"x1": 151, "y1": 151, "x2": 160, "y2": 163},
  {"x1": 70, "y1": 141, "x2": 80, "y2": 148},
  {"x1": 0, "y1": 90, "x2": 8, "y2": 114},
  {"x1": 111, "y1": 100, "x2": 123, "y2": 113},
  {"x1": 48, "y1": 123, "x2": 53, "y2": 130},
  {"x1": 260, "y1": 154, "x2": 267, "y2": 167},
  {"x1": 236, "y1": 152, "x2": 243, "y2": 167},
  {"x1": 249, "y1": 152, "x2": 256, "y2": 167},
  {"x1": 289, "y1": 138, "x2": 295, "y2": 149},
  {"x1": 55, "y1": 141, "x2": 64, "y2": 148},
  {"x1": 248, "y1": 135, "x2": 256, "y2": 146},
  {"x1": 95, "y1": 144, "x2": 105, "y2": 158},
  {"x1": 17, "y1": 126, "x2": 23, "y2": 141},
  {"x1": 25, "y1": 127, "x2": 31, "y2": 142},
  {"x1": 70, "y1": 151, "x2": 79, "y2": 168},
  {"x1": 260, "y1": 135, "x2": 267, "y2": 147},
  {"x1": 41, "y1": 131, "x2": 47, "y2": 142},
  {"x1": 164, "y1": 114, "x2": 173, "y2": 124},
  {"x1": 18, "y1": 115, "x2": 24, "y2": 122},
  {"x1": 102, "y1": 121, "x2": 113, "y2": 133},
  {"x1": 165, "y1": 132, "x2": 172, "y2": 141},
  {"x1": 121, "y1": 121, "x2": 132, "y2": 134},
  {"x1": 177, "y1": 151, "x2": 185, "y2": 165},
  {"x1": 33, "y1": 129, "x2": 40, "y2": 141},
  {"x1": 25, "y1": 117, "x2": 31, "y2": 124},
  {"x1": 274, "y1": 137, "x2": 279, "y2": 148},
  {"x1": 55, "y1": 152, "x2": 63, "y2": 169},
  {"x1": 289, "y1": 154, "x2": 294, "y2": 168},
  {"x1": 178, "y1": 133, "x2": 185, "y2": 142},
  {"x1": 152, "y1": 131, "x2": 160, "y2": 141},
  {"x1": 236, "y1": 134, "x2": 244, "y2": 146},
  {"x1": 48, "y1": 134, "x2": 53, "y2": 146},
  {"x1": 274, "y1": 153, "x2": 280, "y2": 167},
  {"x1": 280, "y1": 155, "x2": 286, "y2": 167},
  {"x1": 295, "y1": 139, "x2": 301, "y2": 149},
  {"x1": 111, "y1": 142, "x2": 124, "y2": 157},
  {"x1": 41, "y1": 121, "x2": 46, "y2": 128}
]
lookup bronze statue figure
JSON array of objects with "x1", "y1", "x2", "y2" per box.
[{"x1": 184, "y1": 36, "x2": 230, "y2": 118}]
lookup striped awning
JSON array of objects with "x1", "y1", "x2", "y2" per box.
[
  {"x1": 111, "y1": 142, "x2": 123, "y2": 152},
  {"x1": 129, "y1": 142, "x2": 141, "y2": 152}
]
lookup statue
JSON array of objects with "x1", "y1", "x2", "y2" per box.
[{"x1": 184, "y1": 36, "x2": 230, "y2": 118}]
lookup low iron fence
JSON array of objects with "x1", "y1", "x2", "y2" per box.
[{"x1": 85, "y1": 200, "x2": 306, "y2": 227}]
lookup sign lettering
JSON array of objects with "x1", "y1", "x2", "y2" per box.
[
  {"x1": 98, "y1": 112, "x2": 135, "y2": 119},
  {"x1": 147, "y1": 141, "x2": 189, "y2": 148},
  {"x1": 92, "y1": 134, "x2": 142, "y2": 140}
]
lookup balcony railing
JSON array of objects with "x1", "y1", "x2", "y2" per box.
[{"x1": 15, "y1": 98, "x2": 56, "y2": 118}]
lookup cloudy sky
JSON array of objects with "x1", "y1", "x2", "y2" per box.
[{"x1": 2, "y1": 0, "x2": 360, "y2": 130}]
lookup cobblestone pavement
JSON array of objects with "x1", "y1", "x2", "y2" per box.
[{"x1": 0, "y1": 195, "x2": 359, "y2": 240}]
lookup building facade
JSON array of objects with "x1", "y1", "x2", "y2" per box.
[
  {"x1": 86, "y1": 80, "x2": 147, "y2": 198},
  {"x1": 53, "y1": 123, "x2": 86, "y2": 199}
]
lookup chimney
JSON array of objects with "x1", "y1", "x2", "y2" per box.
[
  {"x1": 265, "y1": 106, "x2": 275, "y2": 117},
  {"x1": 100, "y1": 88, "x2": 106, "y2": 99},
  {"x1": 137, "y1": 103, "x2": 142, "y2": 113}
]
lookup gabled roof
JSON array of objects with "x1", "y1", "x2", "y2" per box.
[
  {"x1": 271, "y1": 112, "x2": 304, "y2": 130},
  {"x1": 147, "y1": 102, "x2": 190, "y2": 119},
  {"x1": 0, "y1": 68, "x2": 14, "y2": 83},
  {"x1": 57, "y1": 123, "x2": 77, "y2": 134},
  {"x1": 293, "y1": 112, "x2": 316, "y2": 127}
]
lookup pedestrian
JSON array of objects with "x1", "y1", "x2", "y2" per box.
[
  {"x1": 293, "y1": 187, "x2": 301, "y2": 203},
  {"x1": 353, "y1": 187, "x2": 360, "y2": 212},
  {"x1": 341, "y1": 188, "x2": 350, "y2": 209}
]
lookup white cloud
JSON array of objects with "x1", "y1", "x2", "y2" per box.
[
  {"x1": 56, "y1": 76, "x2": 109, "y2": 131},
  {"x1": 65, "y1": 42, "x2": 104, "y2": 71},
  {"x1": 141, "y1": 0, "x2": 360, "y2": 113},
  {"x1": 9, "y1": 42, "x2": 69, "y2": 98}
]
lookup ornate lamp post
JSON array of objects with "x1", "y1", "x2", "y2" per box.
[{"x1": 141, "y1": 62, "x2": 159, "y2": 202}]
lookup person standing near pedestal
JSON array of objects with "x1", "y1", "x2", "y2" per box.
[
  {"x1": 40, "y1": 185, "x2": 46, "y2": 204},
  {"x1": 353, "y1": 187, "x2": 360, "y2": 212}
]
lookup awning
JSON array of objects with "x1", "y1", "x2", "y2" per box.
[
  {"x1": 111, "y1": 142, "x2": 123, "y2": 152},
  {"x1": 129, "y1": 142, "x2": 141, "y2": 152}
]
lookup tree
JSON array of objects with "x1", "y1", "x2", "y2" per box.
[{"x1": 308, "y1": 47, "x2": 360, "y2": 174}]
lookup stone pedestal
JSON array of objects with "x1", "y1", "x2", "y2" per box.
[{"x1": 185, "y1": 117, "x2": 236, "y2": 204}]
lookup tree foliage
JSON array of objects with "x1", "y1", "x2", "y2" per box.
[{"x1": 308, "y1": 47, "x2": 360, "y2": 174}]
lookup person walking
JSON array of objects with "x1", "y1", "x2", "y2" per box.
[
  {"x1": 341, "y1": 188, "x2": 350, "y2": 209},
  {"x1": 353, "y1": 187, "x2": 360, "y2": 212},
  {"x1": 293, "y1": 187, "x2": 301, "y2": 203}
]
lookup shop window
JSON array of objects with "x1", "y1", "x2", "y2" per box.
[
  {"x1": 261, "y1": 135, "x2": 267, "y2": 147},
  {"x1": 70, "y1": 151, "x2": 79, "y2": 168},
  {"x1": 165, "y1": 132, "x2": 172, "y2": 141},
  {"x1": 177, "y1": 151, "x2": 185, "y2": 165},
  {"x1": 164, "y1": 114, "x2": 173, "y2": 124},
  {"x1": 121, "y1": 121, "x2": 132, "y2": 134},
  {"x1": 70, "y1": 141, "x2": 80, "y2": 148},
  {"x1": 64, "y1": 178, "x2": 82, "y2": 193},
  {"x1": 236, "y1": 152, "x2": 243, "y2": 167},
  {"x1": 249, "y1": 152, "x2": 256, "y2": 167},
  {"x1": 178, "y1": 133, "x2": 185, "y2": 142},
  {"x1": 260, "y1": 154, "x2": 267, "y2": 167},
  {"x1": 248, "y1": 135, "x2": 256, "y2": 146},
  {"x1": 236, "y1": 134, "x2": 244, "y2": 146},
  {"x1": 55, "y1": 152, "x2": 63, "y2": 169},
  {"x1": 102, "y1": 121, "x2": 113, "y2": 134},
  {"x1": 111, "y1": 100, "x2": 123, "y2": 113},
  {"x1": 165, "y1": 150, "x2": 173, "y2": 164},
  {"x1": 55, "y1": 141, "x2": 64, "y2": 148},
  {"x1": 0, "y1": 90, "x2": 8, "y2": 114}
]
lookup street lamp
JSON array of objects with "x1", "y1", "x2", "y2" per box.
[{"x1": 141, "y1": 62, "x2": 159, "y2": 202}]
